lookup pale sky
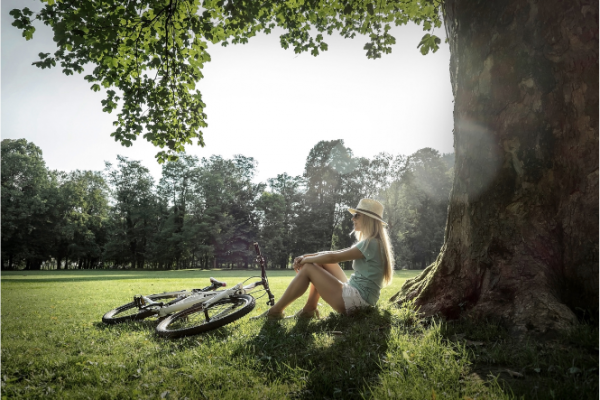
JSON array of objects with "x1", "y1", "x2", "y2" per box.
[{"x1": 2, "y1": 0, "x2": 454, "y2": 184}]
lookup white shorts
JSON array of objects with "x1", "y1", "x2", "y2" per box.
[{"x1": 341, "y1": 283, "x2": 370, "y2": 314}]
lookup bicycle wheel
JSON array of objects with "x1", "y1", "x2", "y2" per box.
[
  {"x1": 102, "y1": 293, "x2": 184, "y2": 325},
  {"x1": 156, "y1": 294, "x2": 255, "y2": 338}
]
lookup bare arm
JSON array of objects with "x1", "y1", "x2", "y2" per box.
[
  {"x1": 294, "y1": 248, "x2": 355, "y2": 263},
  {"x1": 300, "y1": 247, "x2": 364, "y2": 265}
]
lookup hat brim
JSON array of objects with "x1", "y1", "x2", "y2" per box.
[{"x1": 347, "y1": 208, "x2": 388, "y2": 226}]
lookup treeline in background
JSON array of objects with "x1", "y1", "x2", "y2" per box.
[{"x1": 1, "y1": 138, "x2": 453, "y2": 271}]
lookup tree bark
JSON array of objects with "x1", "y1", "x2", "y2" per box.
[{"x1": 393, "y1": 0, "x2": 598, "y2": 336}]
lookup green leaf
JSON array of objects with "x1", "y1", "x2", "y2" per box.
[
  {"x1": 417, "y1": 33, "x2": 440, "y2": 55},
  {"x1": 24, "y1": 26, "x2": 36, "y2": 40}
]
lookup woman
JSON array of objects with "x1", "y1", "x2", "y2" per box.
[{"x1": 255, "y1": 198, "x2": 394, "y2": 319}]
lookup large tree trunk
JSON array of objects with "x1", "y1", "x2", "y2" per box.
[{"x1": 393, "y1": 0, "x2": 598, "y2": 336}]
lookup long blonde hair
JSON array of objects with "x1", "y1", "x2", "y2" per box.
[{"x1": 353, "y1": 214, "x2": 395, "y2": 286}]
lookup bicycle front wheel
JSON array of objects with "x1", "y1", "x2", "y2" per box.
[
  {"x1": 156, "y1": 294, "x2": 255, "y2": 338},
  {"x1": 102, "y1": 293, "x2": 184, "y2": 324}
]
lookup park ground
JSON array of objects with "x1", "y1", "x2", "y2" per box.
[{"x1": 1, "y1": 269, "x2": 598, "y2": 399}]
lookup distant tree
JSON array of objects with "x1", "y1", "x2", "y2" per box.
[
  {"x1": 55, "y1": 170, "x2": 110, "y2": 269},
  {"x1": 227, "y1": 155, "x2": 265, "y2": 267},
  {"x1": 1, "y1": 139, "x2": 53, "y2": 269},
  {"x1": 255, "y1": 191, "x2": 287, "y2": 268},
  {"x1": 392, "y1": 148, "x2": 451, "y2": 269},
  {"x1": 265, "y1": 173, "x2": 304, "y2": 268},
  {"x1": 440, "y1": 152, "x2": 455, "y2": 172},
  {"x1": 154, "y1": 155, "x2": 199, "y2": 268},
  {"x1": 299, "y1": 140, "x2": 357, "y2": 253},
  {"x1": 104, "y1": 156, "x2": 156, "y2": 269},
  {"x1": 192, "y1": 155, "x2": 264, "y2": 269}
]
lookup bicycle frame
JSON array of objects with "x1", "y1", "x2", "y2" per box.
[{"x1": 135, "y1": 242, "x2": 275, "y2": 318}]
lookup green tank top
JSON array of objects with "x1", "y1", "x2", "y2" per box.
[{"x1": 348, "y1": 238, "x2": 385, "y2": 306}]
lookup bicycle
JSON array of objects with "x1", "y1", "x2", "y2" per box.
[{"x1": 101, "y1": 243, "x2": 275, "y2": 338}]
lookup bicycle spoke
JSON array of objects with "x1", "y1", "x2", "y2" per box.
[
  {"x1": 169, "y1": 300, "x2": 240, "y2": 330},
  {"x1": 205, "y1": 304, "x2": 236, "y2": 321},
  {"x1": 117, "y1": 305, "x2": 142, "y2": 318},
  {"x1": 108, "y1": 295, "x2": 178, "y2": 320}
]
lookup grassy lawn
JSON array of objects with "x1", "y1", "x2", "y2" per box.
[{"x1": 1, "y1": 269, "x2": 597, "y2": 399}]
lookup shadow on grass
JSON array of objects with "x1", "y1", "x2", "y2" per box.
[
  {"x1": 93, "y1": 319, "x2": 160, "y2": 334},
  {"x1": 234, "y1": 307, "x2": 392, "y2": 399},
  {"x1": 440, "y1": 318, "x2": 600, "y2": 400},
  {"x1": 94, "y1": 315, "x2": 244, "y2": 341}
]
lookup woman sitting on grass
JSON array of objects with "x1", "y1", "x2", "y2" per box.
[{"x1": 255, "y1": 198, "x2": 394, "y2": 319}]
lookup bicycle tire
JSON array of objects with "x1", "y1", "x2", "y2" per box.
[
  {"x1": 102, "y1": 293, "x2": 184, "y2": 325},
  {"x1": 155, "y1": 294, "x2": 255, "y2": 338}
]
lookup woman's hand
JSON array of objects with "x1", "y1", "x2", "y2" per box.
[
  {"x1": 293, "y1": 256, "x2": 304, "y2": 273},
  {"x1": 293, "y1": 253, "x2": 317, "y2": 270}
]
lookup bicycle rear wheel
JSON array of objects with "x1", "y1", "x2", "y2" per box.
[
  {"x1": 102, "y1": 293, "x2": 184, "y2": 324},
  {"x1": 156, "y1": 294, "x2": 255, "y2": 338}
]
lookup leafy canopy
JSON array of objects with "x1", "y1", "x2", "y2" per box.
[{"x1": 10, "y1": 0, "x2": 442, "y2": 162}]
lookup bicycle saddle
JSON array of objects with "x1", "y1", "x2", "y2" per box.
[{"x1": 209, "y1": 277, "x2": 227, "y2": 287}]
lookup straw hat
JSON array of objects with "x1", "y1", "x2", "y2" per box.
[{"x1": 348, "y1": 198, "x2": 387, "y2": 226}]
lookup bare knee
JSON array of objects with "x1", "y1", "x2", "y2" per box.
[
  {"x1": 301, "y1": 263, "x2": 319, "y2": 274},
  {"x1": 298, "y1": 263, "x2": 322, "y2": 280}
]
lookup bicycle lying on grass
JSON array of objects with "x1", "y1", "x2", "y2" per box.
[{"x1": 102, "y1": 243, "x2": 275, "y2": 338}]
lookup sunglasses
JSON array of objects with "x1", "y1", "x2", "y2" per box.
[{"x1": 351, "y1": 213, "x2": 362, "y2": 220}]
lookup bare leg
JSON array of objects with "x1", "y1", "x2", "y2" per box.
[
  {"x1": 303, "y1": 263, "x2": 348, "y2": 312},
  {"x1": 321, "y1": 263, "x2": 349, "y2": 283},
  {"x1": 269, "y1": 263, "x2": 346, "y2": 315},
  {"x1": 303, "y1": 283, "x2": 319, "y2": 312}
]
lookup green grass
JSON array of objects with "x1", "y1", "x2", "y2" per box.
[{"x1": 1, "y1": 270, "x2": 597, "y2": 399}]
